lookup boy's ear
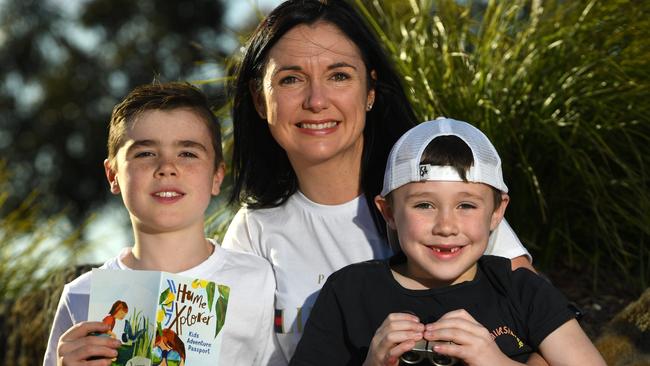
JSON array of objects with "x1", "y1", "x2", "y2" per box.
[
  {"x1": 104, "y1": 159, "x2": 120, "y2": 195},
  {"x1": 374, "y1": 194, "x2": 396, "y2": 230},
  {"x1": 490, "y1": 193, "x2": 510, "y2": 231},
  {"x1": 211, "y1": 162, "x2": 226, "y2": 196},
  {"x1": 249, "y1": 80, "x2": 267, "y2": 119}
]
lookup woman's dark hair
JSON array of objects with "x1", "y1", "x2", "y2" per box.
[{"x1": 229, "y1": 0, "x2": 416, "y2": 235}]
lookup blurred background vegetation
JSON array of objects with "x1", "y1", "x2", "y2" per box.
[
  {"x1": 0, "y1": 0, "x2": 230, "y2": 221},
  {"x1": 0, "y1": 0, "x2": 648, "y2": 363}
]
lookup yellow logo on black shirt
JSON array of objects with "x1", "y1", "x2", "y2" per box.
[{"x1": 490, "y1": 325, "x2": 525, "y2": 348}]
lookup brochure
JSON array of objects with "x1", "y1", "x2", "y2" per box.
[{"x1": 88, "y1": 269, "x2": 230, "y2": 366}]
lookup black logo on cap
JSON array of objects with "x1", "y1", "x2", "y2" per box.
[{"x1": 419, "y1": 165, "x2": 428, "y2": 178}]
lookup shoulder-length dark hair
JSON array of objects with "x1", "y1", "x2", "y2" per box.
[{"x1": 229, "y1": 0, "x2": 416, "y2": 234}]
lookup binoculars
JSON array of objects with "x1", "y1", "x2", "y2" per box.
[{"x1": 399, "y1": 340, "x2": 458, "y2": 366}]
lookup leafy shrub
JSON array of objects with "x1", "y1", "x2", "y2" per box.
[
  {"x1": 0, "y1": 160, "x2": 89, "y2": 299},
  {"x1": 355, "y1": 0, "x2": 649, "y2": 290},
  {"x1": 0, "y1": 160, "x2": 91, "y2": 364}
]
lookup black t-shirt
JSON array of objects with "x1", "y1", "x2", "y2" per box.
[{"x1": 291, "y1": 255, "x2": 575, "y2": 365}]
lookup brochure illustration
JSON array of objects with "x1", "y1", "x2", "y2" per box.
[{"x1": 89, "y1": 269, "x2": 230, "y2": 366}]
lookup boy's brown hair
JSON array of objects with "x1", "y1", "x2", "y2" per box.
[
  {"x1": 420, "y1": 135, "x2": 503, "y2": 209},
  {"x1": 107, "y1": 82, "x2": 223, "y2": 168}
]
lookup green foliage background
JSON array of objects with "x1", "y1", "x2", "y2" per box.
[
  {"x1": 0, "y1": 160, "x2": 91, "y2": 364},
  {"x1": 0, "y1": 160, "x2": 89, "y2": 300},
  {"x1": 352, "y1": 0, "x2": 649, "y2": 288},
  {"x1": 0, "y1": 0, "x2": 228, "y2": 221}
]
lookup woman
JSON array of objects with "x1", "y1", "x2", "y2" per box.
[{"x1": 222, "y1": 0, "x2": 532, "y2": 362}]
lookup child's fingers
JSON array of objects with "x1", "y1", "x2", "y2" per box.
[
  {"x1": 424, "y1": 310, "x2": 485, "y2": 337},
  {"x1": 58, "y1": 323, "x2": 121, "y2": 353},
  {"x1": 429, "y1": 330, "x2": 504, "y2": 365},
  {"x1": 424, "y1": 320, "x2": 491, "y2": 343},
  {"x1": 436, "y1": 309, "x2": 477, "y2": 322},
  {"x1": 387, "y1": 339, "x2": 418, "y2": 360},
  {"x1": 382, "y1": 312, "x2": 421, "y2": 325},
  {"x1": 430, "y1": 341, "x2": 464, "y2": 361},
  {"x1": 58, "y1": 324, "x2": 121, "y2": 366},
  {"x1": 383, "y1": 312, "x2": 424, "y2": 331},
  {"x1": 422, "y1": 311, "x2": 515, "y2": 365},
  {"x1": 60, "y1": 321, "x2": 110, "y2": 340},
  {"x1": 59, "y1": 343, "x2": 117, "y2": 366},
  {"x1": 423, "y1": 311, "x2": 493, "y2": 353},
  {"x1": 379, "y1": 321, "x2": 425, "y2": 336},
  {"x1": 424, "y1": 322, "x2": 498, "y2": 364},
  {"x1": 425, "y1": 317, "x2": 482, "y2": 333},
  {"x1": 377, "y1": 329, "x2": 423, "y2": 349},
  {"x1": 368, "y1": 339, "x2": 417, "y2": 366},
  {"x1": 372, "y1": 324, "x2": 423, "y2": 356},
  {"x1": 374, "y1": 313, "x2": 424, "y2": 341},
  {"x1": 59, "y1": 339, "x2": 119, "y2": 359},
  {"x1": 366, "y1": 313, "x2": 425, "y2": 366}
]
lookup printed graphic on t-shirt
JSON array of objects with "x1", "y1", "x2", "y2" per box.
[
  {"x1": 489, "y1": 323, "x2": 533, "y2": 359},
  {"x1": 274, "y1": 306, "x2": 312, "y2": 334},
  {"x1": 490, "y1": 325, "x2": 525, "y2": 348}
]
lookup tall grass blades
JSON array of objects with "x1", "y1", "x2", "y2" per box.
[
  {"x1": 0, "y1": 160, "x2": 90, "y2": 299},
  {"x1": 356, "y1": 0, "x2": 650, "y2": 290},
  {"x1": 129, "y1": 310, "x2": 153, "y2": 360},
  {"x1": 0, "y1": 160, "x2": 91, "y2": 365}
]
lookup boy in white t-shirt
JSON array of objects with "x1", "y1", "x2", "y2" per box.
[{"x1": 43, "y1": 82, "x2": 282, "y2": 366}]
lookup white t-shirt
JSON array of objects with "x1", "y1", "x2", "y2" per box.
[
  {"x1": 43, "y1": 239, "x2": 284, "y2": 366},
  {"x1": 222, "y1": 192, "x2": 530, "y2": 362}
]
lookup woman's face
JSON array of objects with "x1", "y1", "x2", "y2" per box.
[{"x1": 254, "y1": 21, "x2": 375, "y2": 170}]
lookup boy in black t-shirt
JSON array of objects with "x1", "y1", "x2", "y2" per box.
[{"x1": 291, "y1": 118, "x2": 605, "y2": 365}]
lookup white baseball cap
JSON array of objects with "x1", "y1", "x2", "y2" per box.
[{"x1": 380, "y1": 117, "x2": 508, "y2": 197}]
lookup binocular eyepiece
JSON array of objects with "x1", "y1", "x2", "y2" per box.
[{"x1": 399, "y1": 340, "x2": 457, "y2": 366}]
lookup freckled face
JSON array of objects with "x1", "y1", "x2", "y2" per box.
[
  {"x1": 386, "y1": 181, "x2": 507, "y2": 287},
  {"x1": 255, "y1": 21, "x2": 375, "y2": 170}
]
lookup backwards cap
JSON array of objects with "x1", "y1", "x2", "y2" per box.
[{"x1": 380, "y1": 117, "x2": 508, "y2": 196}]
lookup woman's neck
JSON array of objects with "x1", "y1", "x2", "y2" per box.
[
  {"x1": 123, "y1": 222, "x2": 214, "y2": 273},
  {"x1": 292, "y1": 153, "x2": 363, "y2": 205}
]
